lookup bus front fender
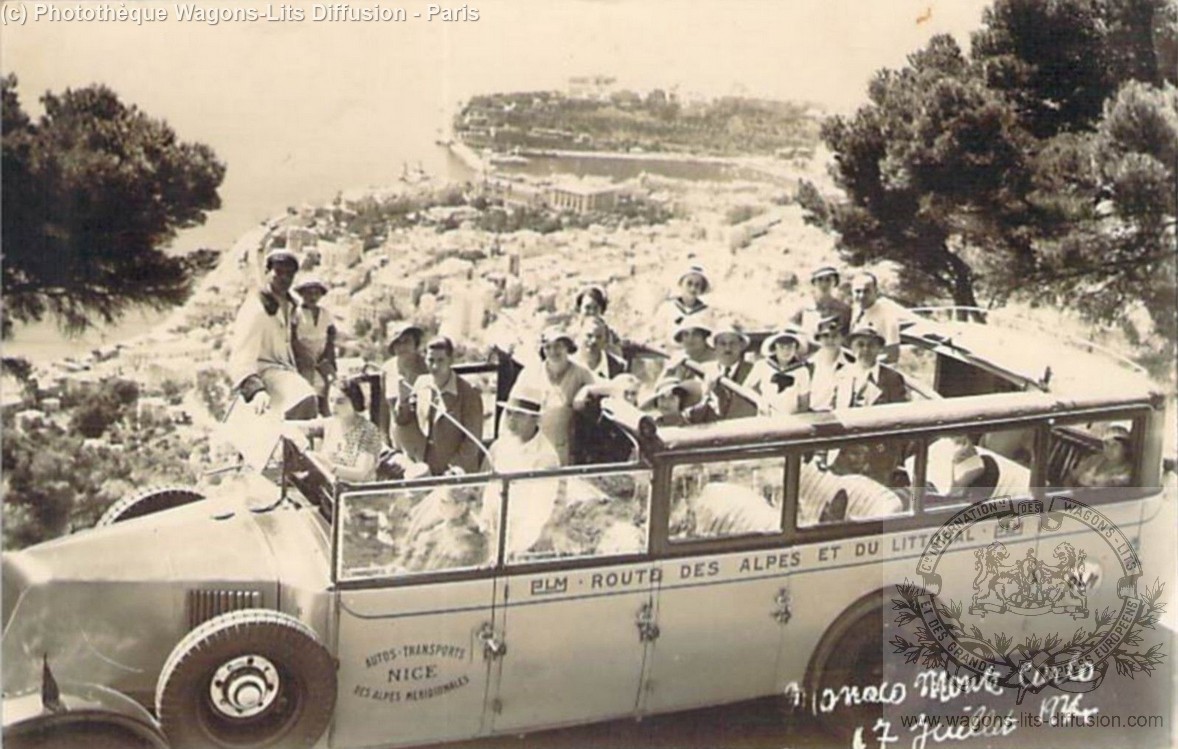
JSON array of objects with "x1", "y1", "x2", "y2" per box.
[{"x1": 3, "y1": 681, "x2": 168, "y2": 749}]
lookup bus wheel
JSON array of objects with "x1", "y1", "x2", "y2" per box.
[
  {"x1": 96, "y1": 486, "x2": 205, "y2": 526},
  {"x1": 808, "y1": 604, "x2": 891, "y2": 742},
  {"x1": 156, "y1": 609, "x2": 336, "y2": 749}
]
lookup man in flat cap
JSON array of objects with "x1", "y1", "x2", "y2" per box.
[
  {"x1": 228, "y1": 248, "x2": 316, "y2": 418},
  {"x1": 791, "y1": 265, "x2": 852, "y2": 338}
]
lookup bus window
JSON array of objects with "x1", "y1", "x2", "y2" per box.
[
  {"x1": 669, "y1": 457, "x2": 786, "y2": 541},
  {"x1": 798, "y1": 439, "x2": 913, "y2": 527},
  {"x1": 916, "y1": 429, "x2": 1032, "y2": 510},
  {"x1": 337, "y1": 481, "x2": 499, "y2": 581},
  {"x1": 501, "y1": 470, "x2": 652, "y2": 564},
  {"x1": 1051, "y1": 419, "x2": 1137, "y2": 491}
]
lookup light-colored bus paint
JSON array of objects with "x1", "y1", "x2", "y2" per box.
[
  {"x1": 488, "y1": 561, "x2": 656, "y2": 732},
  {"x1": 331, "y1": 580, "x2": 497, "y2": 749}
]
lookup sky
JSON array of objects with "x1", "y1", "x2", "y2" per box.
[
  {"x1": 2, "y1": 1, "x2": 996, "y2": 246},
  {"x1": 1, "y1": 0, "x2": 994, "y2": 357}
]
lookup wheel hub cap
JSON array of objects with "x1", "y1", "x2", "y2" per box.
[{"x1": 210, "y1": 655, "x2": 280, "y2": 718}]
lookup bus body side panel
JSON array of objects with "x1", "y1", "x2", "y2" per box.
[
  {"x1": 487, "y1": 562, "x2": 655, "y2": 733},
  {"x1": 330, "y1": 581, "x2": 496, "y2": 749},
  {"x1": 643, "y1": 548, "x2": 791, "y2": 713},
  {"x1": 776, "y1": 520, "x2": 1037, "y2": 698}
]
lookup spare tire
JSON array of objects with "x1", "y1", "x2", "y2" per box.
[
  {"x1": 96, "y1": 486, "x2": 205, "y2": 527},
  {"x1": 155, "y1": 609, "x2": 336, "y2": 749}
]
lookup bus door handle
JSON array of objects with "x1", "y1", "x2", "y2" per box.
[
  {"x1": 635, "y1": 601, "x2": 660, "y2": 643},
  {"x1": 478, "y1": 622, "x2": 507, "y2": 660},
  {"x1": 771, "y1": 588, "x2": 792, "y2": 626}
]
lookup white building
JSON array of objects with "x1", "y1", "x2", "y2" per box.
[
  {"x1": 545, "y1": 179, "x2": 619, "y2": 214},
  {"x1": 318, "y1": 239, "x2": 363, "y2": 271}
]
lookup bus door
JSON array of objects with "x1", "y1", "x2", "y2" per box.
[
  {"x1": 330, "y1": 479, "x2": 503, "y2": 749},
  {"x1": 644, "y1": 456, "x2": 794, "y2": 712},
  {"x1": 487, "y1": 469, "x2": 655, "y2": 732}
]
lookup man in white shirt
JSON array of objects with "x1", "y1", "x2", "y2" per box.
[
  {"x1": 228, "y1": 249, "x2": 316, "y2": 418},
  {"x1": 575, "y1": 315, "x2": 625, "y2": 381},
  {"x1": 480, "y1": 385, "x2": 561, "y2": 557},
  {"x1": 849, "y1": 272, "x2": 907, "y2": 363}
]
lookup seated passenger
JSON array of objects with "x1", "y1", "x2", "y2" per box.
[
  {"x1": 808, "y1": 315, "x2": 852, "y2": 410},
  {"x1": 380, "y1": 322, "x2": 428, "y2": 449},
  {"x1": 924, "y1": 436, "x2": 988, "y2": 498},
  {"x1": 394, "y1": 336, "x2": 485, "y2": 476},
  {"x1": 665, "y1": 320, "x2": 717, "y2": 380},
  {"x1": 480, "y1": 385, "x2": 562, "y2": 556},
  {"x1": 790, "y1": 265, "x2": 852, "y2": 339},
  {"x1": 514, "y1": 327, "x2": 596, "y2": 465},
  {"x1": 685, "y1": 323, "x2": 757, "y2": 423},
  {"x1": 572, "y1": 373, "x2": 642, "y2": 465},
  {"x1": 1066, "y1": 426, "x2": 1133, "y2": 489},
  {"x1": 483, "y1": 385, "x2": 562, "y2": 475},
  {"x1": 575, "y1": 314, "x2": 626, "y2": 381},
  {"x1": 655, "y1": 264, "x2": 711, "y2": 343},
  {"x1": 747, "y1": 328, "x2": 812, "y2": 416},
  {"x1": 641, "y1": 376, "x2": 700, "y2": 428},
  {"x1": 574, "y1": 284, "x2": 609, "y2": 319},
  {"x1": 830, "y1": 326, "x2": 908, "y2": 409},
  {"x1": 827, "y1": 328, "x2": 909, "y2": 485},
  {"x1": 849, "y1": 271, "x2": 907, "y2": 363},
  {"x1": 286, "y1": 380, "x2": 383, "y2": 483}
]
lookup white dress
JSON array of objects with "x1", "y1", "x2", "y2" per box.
[{"x1": 747, "y1": 359, "x2": 811, "y2": 416}]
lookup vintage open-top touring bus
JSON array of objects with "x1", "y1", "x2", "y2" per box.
[{"x1": 3, "y1": 312, "x2": 1173, "y2": 749}]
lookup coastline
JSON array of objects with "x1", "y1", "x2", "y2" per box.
[{"x1": 448, "y1": 141, "x2": 801, "y2": 186}]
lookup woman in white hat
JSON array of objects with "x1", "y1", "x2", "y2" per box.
[
  {"x1": 655, "y1": 264, "x2": 712, "y2": 344},
  {"x1": 808, "y1": 314, "x2": 853, "y2": 411},
  {"x1": 640, "y1": 376, "x2": 702, "y2": 428},
  {"x1": 380, "y1": 322, "x2": 428, "y2": 448},
  {"x1": 293, "y1": 276, "x2": 337, "y2": 415},
  {"x1": 747, "y1": 328, "x2": 812, "y2": 416}
]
